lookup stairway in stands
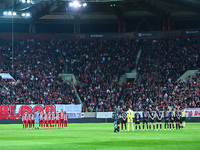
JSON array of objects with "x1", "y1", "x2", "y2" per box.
[
  {"x1": 58, "y1": 50, "x2": 82, "y2": 105},
  {"x1": 118, "y1": 49, "x2": 142, "y2": 85}
]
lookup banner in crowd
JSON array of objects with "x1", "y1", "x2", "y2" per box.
[
  {"x1": 184, "y1": 108, "x2": 200, "y2": 117},
  {"x1": 0, "y1": 104, "x2": 82, "y2": 119},
  {"x1": 97, "y1": 110, "x2": 200, "y2": 118},
  {"x1": 96, "y1": 112, "x2": 114, "y2": 118}
]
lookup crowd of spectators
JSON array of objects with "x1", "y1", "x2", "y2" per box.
[
  {"x1": 120, "y1": 37, "x2": 200, "y2": 111},
  {"x1": 0, "y1": 37, "x2": 200, "y2": 112},
  {"x1": 60, "y1": 39, "x2": 140, "y2": 112},
  {"x1": 0, "y1": 39, "x2": 76, "y2": 105}
]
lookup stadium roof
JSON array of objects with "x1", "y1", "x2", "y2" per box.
[{"x1": 0, "y1": 0, "x2": 200, "y2": 24}]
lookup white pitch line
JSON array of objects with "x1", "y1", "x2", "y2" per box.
[{"x1": 179, "y1": 128, "x2": 199, "y2": 130}]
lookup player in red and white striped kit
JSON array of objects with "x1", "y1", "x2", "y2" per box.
[
  {"x1": 27, "y1": 111, "x2": 32, "y2": 129},
  {"x1": 64, "y1": 111, "x2": 68, "y2": 128},
  {"x1": 44, "y1": 112, "x2": 48, "y2": 129},
  {"x1": 31, "y1": 112, "x2": 35, "y2": 129},
  {"x1": 39, "y1": 111, "x2": 44, "y2": 128},
  {"x1": 22, "y1": 110, "x2": 28, "y2": 129},
  {"x1": 51, "y1": 111, "x2": 55, "y2": 128},
  {"x1": 55, "y1": 111, "x2": 60, "y2": 129},
  {"x1": 60, "y1": 109, "x2": 64, "y2": 128},
  {"x1": 48, "y1": 111, "x2": 52, "y2": 128}
]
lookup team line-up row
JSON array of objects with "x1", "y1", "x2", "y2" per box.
[
  {"x1": 114, "y1": 108, "x2": 186, "y2": 132},
  {"x1": 22, "y1": 109, "x2": 68, "y2": 129}
]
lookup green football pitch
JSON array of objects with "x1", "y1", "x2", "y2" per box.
[{"x1": 0, "y1": 123, "x2": 200, "y2": 150}]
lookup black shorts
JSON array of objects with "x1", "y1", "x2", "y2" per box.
[
  {"x1": 115, "y1": 119, "x2": 120, "y2": 125},
  {"x1": 165, "y1": 119, "x2": 169, "y2": 123},
  {"x1": 170, "y1": 119, "x2": 174, "y2": 123},
  {"x1": 179, "y1": 118, "x2": 182, "y2": 124},
  {"x1": 175, "y1": 118, "x2": 179, "y2": 122},
  {"x1": 114, "y1": 121, "x2": 119, "y2": 129},
  {"x1": 149, "y1": 119, "x2": 154, "y2": 123},
  {"x1": 143, "y1": 120, "x2": 148, "y2": 124},
  {"x1": 182, "y1": 117, "x2": 186, "y2": 121},
  {"x1": 156, "y1": 119, "x2": 161, "y2": 123},
  {"x1": 135, "y1": 121, "x2": 140, "y2": 124},
  {"x1": 121, "y1": 119, "x2": 127, "y2": 124}
]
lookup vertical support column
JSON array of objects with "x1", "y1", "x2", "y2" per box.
[
  {"x1": 32, "y1": 24, "x2": 35, "y2": 33},
  {"x1": 118, "y1": 18, "x2": 126, "y2": 33},
  {"x1": 29, "y1": 23, "x2": 36, "y2": 33},
  {"x1": 118, "y1": 19, "x2": 120, "y2": 33},
  {"x1": 29, "y1": 23, "x2": 32, "y2": 33},
  {"x1": 74, "y1": 19, "x2": 80, "y2": 34},
  {"x1": 122, "y1": 19, "x2": 126, "y2": 32},
  {"x1": 167, "y1": 14, "x2": 171, "y2": 31},
  {"x1": 162, "y1": 18, "x2": 166, "y2": 31}
]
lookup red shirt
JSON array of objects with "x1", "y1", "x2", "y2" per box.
[
  {"x1": 23, "y1": 113, "x2": 28, "y2": 121},
  {"x1": 60, "y1": 112, "x2": 64, "y2": 119},
  {"x1": 48, "y1": 114, "x2": 51, "y2": 120},
  {"x1": 40, "y1": 114, "x2": 43, "y2": 120},
  {"x1": 31, "y1": 114, "x2": 35, "y2": 120},
  {"x1": 28, "y1": 114, "x2": 32, "y2": 120},
  {"x1": 51, "y1": 113, "x2": 55, "y2": 120},
  {"x1": 64, "y1": 114, "x2": 68, "y2": 121},
  {"x1": 44, "y1": 114, "x2": 48, "y2": 121},
  {"x1": 56, "y1": 114, "x2": 59, "y2": 120}
]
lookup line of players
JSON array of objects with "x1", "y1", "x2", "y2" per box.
[
  {"x1": 119, "y1": 108, "x2": 185, "y2": 132},
  {"x1": 22, "y1": 109, "x2": 68, "y2": 129}
]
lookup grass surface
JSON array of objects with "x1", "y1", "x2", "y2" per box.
[{"x1": 0, "y1": 123, "x2": 200, "y2": 150}]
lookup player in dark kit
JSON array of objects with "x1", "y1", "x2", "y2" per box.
[
  {"x1": 113, "y1": 109, "x2": 120, "y2": 132},
  {"x1": 179, "y1": 109, "x2": 183, "y2": 129},
  {"x1": 156, "y1": 108, "x2": 163, "y2": 131},
  {"x1": 164, "y1": 108, "x2": 170, "y2": 130},
  {"x1": 169, "y1": 109, "x2": 175, "y2": 130},
  {"x1": 149, "y1": 108, "x2": 155, "y2": 131},
  {"x1": 135, "y1": 110, "x2": 141, "y2": 131},
  {"x1": 120, "y1": 109, "x2": 127, "y2": 132},
  {"x1": 142, "y1": 109, "x2": 149, "y2": 131},
  {"x1": 175, "y1": 108, "x2": 180, "y2": 130}
]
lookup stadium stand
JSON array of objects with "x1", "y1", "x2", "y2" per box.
[
  {"x1": 60, "y1": 39, "x2": 140, "y2": 112},
  {"x1": 0, "y1": 39, "x2": 76, "y2": 105},
  {"x1": 124, "y1": 37, "x2": 200, "y2": 111},
  {"x1": 0, "y1": 37, "x2": 199, "y2": 112}
]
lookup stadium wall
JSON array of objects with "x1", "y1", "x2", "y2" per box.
[
  {"x1": 0, "y1": 28, "x2": 200, "y2": 40},
  {"x1": 0, "y1": 105, "x2": 200, "y2": 123},
  {"x1": 0, "y1": 118, "x2": 113, "y2": 124},
  {"x1": 0, "y1": 117, "x2": 200, "y2": 124}
]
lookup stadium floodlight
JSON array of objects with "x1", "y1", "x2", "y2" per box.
[
  {"x1": 110, "y1": 3, "x2": 116, "y2": 7},
  {"x1": 22, "y1": 13, "x2": 26, "y2": 16},
  {"x1": 83, "y1": 3, "x2": 87, "y2": 7},
  {"x1": 21, "y1": 12, "x2": 31, "y2": 18},
  {"x1": 73, "y1": 1, "x2": 80, "y2": 7},
  {"x1": 20, "y1": 0, "x2": 35, "y2": 4},
  {"x1": 3, "y1": 11, "x2": 17, "y2": 16},
  {"x1": 68, "y1": 1, "x2": 87, "y2": 8},
  {"x1": 26, "y1": 13, "x2": 31, "y2": 17},
  {"x1": 69, "y1": 2, "x2": 73, "y2": 7},
  {"x1": 8, "y1": 11, "x2": 12, "y2": 15},
  {"x1": 3, "y1": 11, "x2": 8, "y2": 15}
]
